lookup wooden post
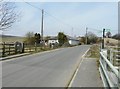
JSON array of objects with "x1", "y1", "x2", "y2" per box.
[
  {"x1": 9, "y1": 44, "x2": 10, "y2": 55},
  {"x1": 35, "y1": 42, "x2": 37, "y2": 52},
  {"x1": 15, "y1": 43, "x2": 17, "y2": 54},
  {"x1": 22, "y1": 43, "x2": 24, "y2": 53},
  {"x1": 2, "y1": 42, "x2": 5, "y2": 57}
]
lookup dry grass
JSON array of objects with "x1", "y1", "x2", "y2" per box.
[
  {"x1": 1, "y1": 37, "x2": 25, "y2": 43},
  {"x1": 104, "y1": 38, "x2": 118, "y2": 46},
  {"x1": 86, "y1": 44, "x2": 100, "y2": 58},
  {"x1": 86, "y1": 44, "x2": 100, "y2": 67}
]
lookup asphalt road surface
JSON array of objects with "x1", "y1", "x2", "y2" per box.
[{"x1": 2, "y1": 45, "x2": 90, "y2": 87}]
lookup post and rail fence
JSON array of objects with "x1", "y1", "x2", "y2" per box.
[
  {"x1": 0, "y1": 42, "x2": 55, "y2": 57},
  {"x1": 0, "y1": 42, "x2": 24, "y2": 57}
]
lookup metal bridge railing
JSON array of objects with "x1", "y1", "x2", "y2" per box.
[
  {"x1": 107, "y1": 46, "x2": 120, "y2": 70},
  {"x1": 99, "y1": 49, "x2": 120, "y2": 89}
]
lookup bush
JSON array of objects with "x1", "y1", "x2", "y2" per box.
[
  {"x1": 24, "y1": 32, "x2": 35, "y2": 45},
  {"x1": 62, "y1": 42, "x2": 71, "y2": 47}
]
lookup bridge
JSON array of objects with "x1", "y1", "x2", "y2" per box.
[
  {"x1": 1, "y1": 45, "x2": 120, "y2": 88},
  {"x1": 99, "y1": 46, "x2": 120, "y2": 88}
]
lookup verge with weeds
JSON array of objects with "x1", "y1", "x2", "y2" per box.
[{"x1": 86, "y1": 44, "x2": 100, "y2": 67}]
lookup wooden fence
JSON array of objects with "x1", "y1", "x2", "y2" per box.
[
  {"x1": 0, "y1": 42, "x2": 24, "y2": 57},
  {"x1": 0, "y1": 42, "x2": 52, "y2": 57},
  {"x1": 0, "y1": 42, "x2": 58, "y2": 57},
  {"x1": 24, "y1": 43, "x2": 51, "y2": 53}
]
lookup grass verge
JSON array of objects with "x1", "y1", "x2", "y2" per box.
[{"x1": 86, "y1": 44, "x2": 100, "y2": 67}]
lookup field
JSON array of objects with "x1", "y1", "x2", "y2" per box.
[{"x1": 1, "y1": 37, "x2": 25, "y2": 43}]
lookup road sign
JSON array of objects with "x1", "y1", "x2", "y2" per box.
[
  {"x1": 105, "y1": 29, "x2": 111, "y2": 32},
  {"x1": 97, "y1": 29, "x2": 111, "y2": 33}
]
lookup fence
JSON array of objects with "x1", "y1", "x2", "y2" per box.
[
  {"x1": 0, "y1": 42, "x2": 55, "y2": 57},
  {"x1": 24, "y1": 43, "x2": 51, "y2": 53},
  {"x1": 107, "y1": 46, "x2": 120, "y2": 70},
  {"x1": 0, "y1": 42, "x2": 24, "y2": 57},
  {"x1": 99, "y1": 47, "x2": 120, "y2": 88}
]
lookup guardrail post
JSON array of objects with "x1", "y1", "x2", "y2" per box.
[
  {"x1": 113, "y1": 51, "x2": 116, "y2": 66},
  {"x1": 102, "y1": 49, "x2": 108, "y2": 70},
  {"x1": 110, "y1": 49, "x2": 113, "y2": 64}
]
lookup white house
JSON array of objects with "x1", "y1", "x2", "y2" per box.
[
  {"x1": 67, "y1": 36, "x2": 80, "y2": 45},
  {"x1": 48, "y1": 36, "x2": 80, "y2": 46},
  {"x1": 48, "y1": 36, "x2": 59, "y2": 45}
]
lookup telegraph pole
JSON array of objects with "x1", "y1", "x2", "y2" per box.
[
  {"x1": 71, "y1": 27, "x2": 73, "y2": 37},
  {"x1": 86, "y1": 27, "x2": 88, "y2": 44},
  {"x1": 41, "y1": 9, "x2": 44, "y2": 42}
]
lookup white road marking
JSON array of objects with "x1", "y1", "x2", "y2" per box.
[{"x1": 68, "y1": 48, "x2": 90, "y2": 87}]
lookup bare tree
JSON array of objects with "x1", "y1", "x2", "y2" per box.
[
  {"x1": 0, "y1": 1, "x2": 18, "y2": 30},
  {"x1": 86, "y1": 31, "x2": 98, "y2": 44},
  {"x1": 106, "y1": 31, "x2": 112, "y2": 38},
  {"x1": 24, "y1": 32, "x2": 35, "y2": 45}
]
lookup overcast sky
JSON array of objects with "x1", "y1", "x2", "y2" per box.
[{"x1": 3, "y1": 2, "x2": 118, "y2": 37}]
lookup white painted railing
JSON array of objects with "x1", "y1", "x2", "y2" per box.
[
  {"x1": 99, "y1": 49, "x2": 120, "y2": 88},
  {"x1": 107, "y1": 47, "x2": 120, "y2": 69}
]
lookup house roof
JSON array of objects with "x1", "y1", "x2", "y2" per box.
[
  {"x1": 48, "y1": 36, "x2": 58, "y2": 40},
  {"x1": 66, "y1": 35, "x2": 79, "y2": 41},
  {"x1": 48, "y1": 35, "x2": 79, "y2": 41}
]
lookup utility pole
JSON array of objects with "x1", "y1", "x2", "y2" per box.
[
  {"x1": 86, "y1": 27, "x2": 88, "y2": 44},
  {"x1": 41, "y1": 9, "x2": 44, "y2": 43},
  {"x1": 102, "y1": 28, "x2": 105, "y2": 49},
  {"x1": 71, "y1": 27, "x2": 73, "y2": 37}
]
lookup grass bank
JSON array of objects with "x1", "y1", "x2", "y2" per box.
[{"x1": 86, "y1": 44, "x2": 100, "y2": 67}]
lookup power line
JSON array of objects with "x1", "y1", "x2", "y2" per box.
[
  {"x1": 87, "y1": 27, "x2": 100, "y2": 31},
  {"x1": 44, "y1": 11, "x2": 74, "y2": 28},
  {"x1": 45, "y1": 11, "x2": 83, "y2": 33},
  {"x1": 24, "y1": 2, "x2": 70, "y2": 27},
  {"x1": 23, "y1": 2, "x2": 108, "y2": 36},
  {"x1": 24, "y1": 2, "x2": 43, "y2": 11},
  {"x1": 23, "y1": 2, "x2": 81, "y2": 32}
]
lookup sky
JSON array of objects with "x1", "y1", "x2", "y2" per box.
[{"x1": 2, "y1": 1, "x2": 118, "y2": 37}]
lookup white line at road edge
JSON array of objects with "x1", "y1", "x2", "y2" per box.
[{"x1": 68, "y1": 48, "x2": 90, "y2": 88}]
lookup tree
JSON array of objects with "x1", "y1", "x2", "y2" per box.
[
  {"x1": 35, "y1": 33, "x2": 41, "y2": 44},
  {"x1": 44, "y1": 36, "x2": 50, "y2": 42},
  {"x1": 106, "y1": 31, "x2": 112, "y2": 38},
  {"x1": 112, "y1": 34, "x2": 120, "y2": 40},
  {"x1": 80, "y1": 37, "x2": 86, "y2": 44},
  {"x1": 58, "y1": 32, "x2": 68, "y2": 46},
  {"x1": 86, "y1": 32, "x2": 98, "y2": 44},
  {"x1": 0, "y1": 1, "x2": 18, "y2": 30},
  {"x1": 24, "y1": 32, "x2": 35, "y2": 45}
]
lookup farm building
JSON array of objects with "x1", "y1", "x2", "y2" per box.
[{"x1": 48, "y1": 36, "x2": 80, "y2": 46}]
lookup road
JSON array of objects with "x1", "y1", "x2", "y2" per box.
[{"x1": 2, "y1": 45, "x2": 90, "y2": 87}]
